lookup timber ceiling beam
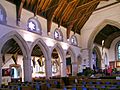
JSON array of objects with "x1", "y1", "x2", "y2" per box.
[
  {"x1": 65, "y1": 8, "x2": 84, "y2": 26},
  {"x1": 66, "y1": 0, "x2": 100, "y2": 24},
  {"x1": 37, "y1": 1, "x2": 58, "y2": 15},
  {"x1": 34, "y1": 0, "x2": 41, "y2": 16},
  {"x1": 74, "y1": 2, "x2": 99, "y2": 34},
  {"x1": 29, "y1": 0, "x2": 38, "y2": 11},
  {"x1": 76, "y1": 0, "x2": 108, "y2": 10},
  {"x1": 25, "y1": 0, "x2": 31, "y2": 8},
  {"x1": 17, "y1": 0, "x2": 25, "y2": 26},
  {"x1": 65, "y1": 6, "x2": 97, "y2": 30},
  {"x1": 66, "y1": 19, "x2": 77, "y2": 39},
  {"x1": 64, "y1": 0, "x2": 104, "y2": 34},
  {"x1": 47, "y1": 0, "x2": 61, "y2": 34},
  {"x1": 58, "y1": 0, "x2": 79, "y2": 27}
]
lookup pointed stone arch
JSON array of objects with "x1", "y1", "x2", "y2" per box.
[
  {"x1": 0, "y1": 31, "x2": 29, "y2": 56},
  {"x1": 30, "y1": 38, "x2": 50, "y2": 61},
  {"x1": 65, "y1": 46, "x2": 76, "y2": 76},
  {"x1": 0, "y1": 31, "x2": 31, "y2": 83},
  {"x1": 66, "y1": 46, "x2": 76, "y2": 63},
  {"x1": 88, "y1": 19, "x2": 120, "y2": 50},
  {"x1": 93, "y1": 46, "x2": 102, "y2": 59},
  {"x1": 51, "y1": 43, "x2": 64, "y2": 62},
  {"x1": 30, "y1": 38, "x2": 50, "y2": 78},
  {"x1": 51, "y1": 43, "x2": 65, "y2": 76},
  {"x1": 88, "y1": 19, "x2": 120, "y2": 68},
  {"x1": 92, "y1": 45, "x2": 102, "y2": 69}
]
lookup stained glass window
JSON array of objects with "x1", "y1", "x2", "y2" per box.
[
  {"x1": 27, "y1": 17, "x2": 42, "y2": 34},
  {"x1": 117, "y1": 43, "x2": 120, "y2": 60},
  {"x1": 70, "y1": 35, "x2": 78, "y2": 46},
  {"x1": 0, "y1": 4, "x2": 7, "y2": 24},
  {"x1": 54, "y1": 28, "x2": 63, "y2": 41}
]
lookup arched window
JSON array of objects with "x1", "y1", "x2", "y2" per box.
[
  {"x1": 116, "y1": 42, "x2": 120, "y2": 60},
  {"x1": 70, "y1": 35, "x2": 78, "y2": 46},
  {"x1": 27, "y1": 17, "x2": 42, "y2": 34},
  {"x1": 54, "y1": 28, "x2": 63, "y2": 41},
  {"x1": 0, "y1": 4, "x2": 7, "y2": 24}
]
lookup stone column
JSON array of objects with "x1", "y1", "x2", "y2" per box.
[
  {"x1": 45, "y1": 55, "x2": 52, "y2": 79},
  {"x1": 71, "y1": 54, "x2": 76, "y2": 76},
  {"x1": 89, "y1": 49, "x2": 94, "y2": 69},
  {"x1": 72, "y1": 55, "x2": 78, "y2": 76},
  {"x1": 0, "y1": 54, "x2": 2, "y2": 87},
  {"x1": 45, "y1": 47, "x2": 52, "y2": 79},
  {"x1": 23, "y1": 55, "x2": 32, "y2": 82},
  {"x1": 82, "y1": 49, "x2": 90, "y2": 68},
  {"x1": 60, "y1": 51, "x2": 67, "y2": 77}
]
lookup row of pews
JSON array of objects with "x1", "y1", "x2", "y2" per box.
[{"x1": 1, "y1": 76, "x2": 120, "y2": 90}]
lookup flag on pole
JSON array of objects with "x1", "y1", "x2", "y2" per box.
[
  {"x1": 37, "y1": 56, "x2": 43, "y2": 67},
  {"x1": 32, "y1": 57, "x2": 36, "y2": 68},
  {"x1": 55, "y1": 59, "x2": 59, "y2": 66},
  {"x1": 12, "y1": 52, "x2": 18, "y2": 65}
]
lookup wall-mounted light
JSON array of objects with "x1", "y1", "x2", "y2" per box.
[
  {"x1": 47, "y1": 32, "x2": 51, "y2": 36},
  {"x1": 67, "y1": 39, "x2": 69, "y2": 41}
]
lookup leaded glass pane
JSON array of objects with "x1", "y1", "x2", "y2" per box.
[{"x1": 117, "y1": 44, "x2": 120, "y2": 60}]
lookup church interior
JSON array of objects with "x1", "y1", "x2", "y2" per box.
[{"x1": 0, "y1": 0, "x2": 120, "y2": 90}]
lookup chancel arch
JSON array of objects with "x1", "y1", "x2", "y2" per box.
[
  {"x1": 0, "y1": 31, "x2": 30, "y2": 85},
  {"x1": 30, "y1": 38, "x2": 50, "y2": 78},
  {"x1": 88, "y1": 19, "x2": 120, "y2": 69}
]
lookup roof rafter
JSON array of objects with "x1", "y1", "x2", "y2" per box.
[
  {"x1": 29, "y1": 0, "x2": 38, "y2": 11},
  {"x1": 34, "y1": 0, "x2": 41, "y2": 16},
  {"x1": 6, "y1": 0, "x2": 109, "y2": 35},
  {"x1": 64, "y1": 0, "x2": 108, "y2": 35},
  {"x1": 25, "y1": 0, "x2": 31, "y2": 8},
  {"x1": 17, "y1": 0, "x2": 25, "y2": 25},
  {"x1": 70, "y1": 0, "x2": 106, "y2": 20},
  {"x1": 65, "y1": 0, "x2": 102, "y2": 36},
  {"x1": 76, "y1": 0, "x2": 108, "y2": 10},
  {"x1": 74, "y1": 2, "x2": 99, "y2": 34},
  {"x1": 66, "y1": 19, "x2": 77, "y2": 39},
  {"x1": 46, "y1": 0, "x2": 61, "y2": 34},
  {"x1": 58, "y1": 0, "x2": 77, "y2": 27}
]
